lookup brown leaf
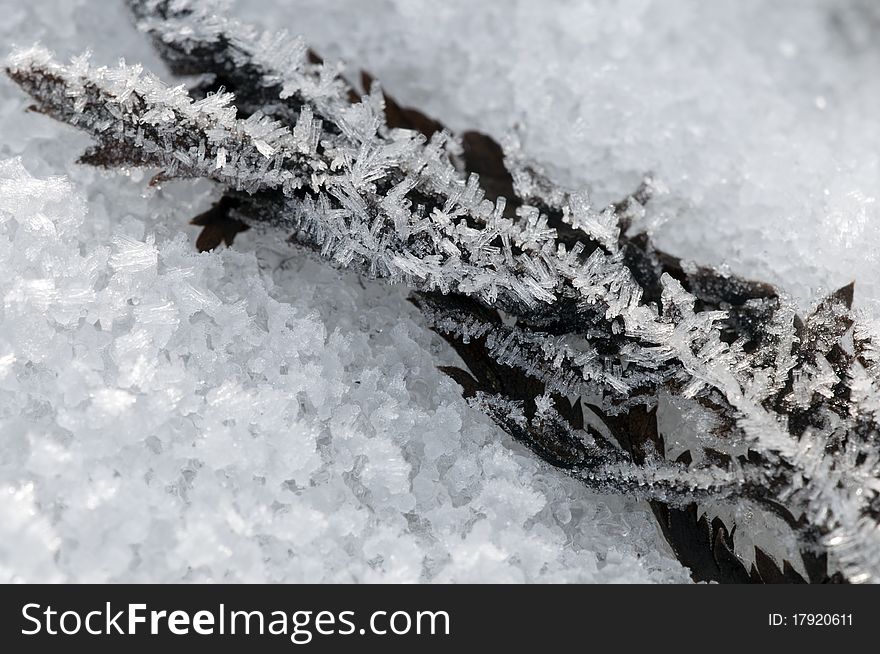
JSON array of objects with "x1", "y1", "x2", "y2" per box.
[
  {"x1": 460, "y1": 131, "x2": 517, "y2": 211},
  {"x1": 190, "y1": 195, "x2": 250, "y2": 252}
]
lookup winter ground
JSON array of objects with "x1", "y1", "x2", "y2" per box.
[{"x1": 0, "y1": 0, "x2": 877, "y2": 583}]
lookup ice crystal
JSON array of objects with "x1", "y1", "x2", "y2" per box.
[{"x1": 6, "y1": 0, "x2": 880, "y2": 583}]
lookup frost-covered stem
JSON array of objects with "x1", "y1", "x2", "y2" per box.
[{"x1": 6, "y1": 0, "x2": 880, "y2": 584}]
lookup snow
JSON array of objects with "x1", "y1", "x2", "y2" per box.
[
  {"x1": 2, "y1": 0, "x2": 877, "y2": 584},
  {"x1": 244, "y1": 0, "x2": 880, "y2": 313},
  {"x1": 0, "y1": 150, "x2": 695, "y2": 583}
]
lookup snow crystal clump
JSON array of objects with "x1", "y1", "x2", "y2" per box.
[{"x1": 0, "y1": 156, "x2": 687, "y2": 582}]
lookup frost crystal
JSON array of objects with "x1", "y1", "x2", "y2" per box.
[{"x1": 6, "y1": 0, "x2": 880, "y2": 584}]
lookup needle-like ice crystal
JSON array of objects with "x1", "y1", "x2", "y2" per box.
[{"x1": 4, "y1": 0, "x2": 880, "y2": 584}]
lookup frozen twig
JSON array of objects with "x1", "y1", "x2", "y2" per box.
[{"x1": 6, "y1": 0, "x2": 880, "y2": 583}]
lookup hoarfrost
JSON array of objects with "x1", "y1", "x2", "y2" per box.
[{"x1": 5, "y1": 0, "x2": 880, "y2": 584}]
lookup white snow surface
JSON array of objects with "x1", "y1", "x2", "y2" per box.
[
  {"x1": 241, "y1": 0, "x2": 880, "y2": 312},
  {"x1": 0, "y1": 0, "x2": 876, "y2": 583}
]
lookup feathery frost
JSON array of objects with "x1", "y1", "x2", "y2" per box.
[{"x1": 7, "y1": 0, "x2": 880, "y2": 583}]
